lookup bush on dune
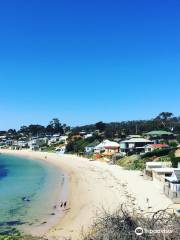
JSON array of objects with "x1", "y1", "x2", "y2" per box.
[{"x1": 81, "y1": 205, "x2": 180, "y2": 240}]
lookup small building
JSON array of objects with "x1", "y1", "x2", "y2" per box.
[
  {"x1": 56, "y1": 146, "x2": 66, "y2": 154},
  {"x1": 144, "y1": 143, "x2": 169, "y2": 153},
  {"x1": 120, "y1": 138, "x2": 153, "y2": 154},
  {"x1": 5, "y1": 139, "x2": 13, "y2": 146},
  {"x1": 84, "y1": 133, "x2": 93, "y2": 139},
  {"x1": 49, "y1": 135, "x2": 60, "y2": 144},
  {"x1": 28, "y1": 138, "x2": 48, "y2": 149},
  {"x1": 85, "y1": 140, "x2": 100, "y2": 154},
  {"x1": 30, "y1": 144, "x2": 39, "y2": 151},
  {"x1": 152, "y1": 168, "x2": 174, "y2": 183},
  {"x1": 17, "y1": 140, "x2": 28, "y2": 148},
  {"x1": 145, "y1": 161, "x2": 172, "y2": 179},
  {"x1": 164, "y1": 169, "x2": 180, "y2": 202},
  {"x1": 146, "y1": 161, "x2": 172, "y2": 171}
]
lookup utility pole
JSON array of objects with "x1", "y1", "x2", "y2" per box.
[{"x1": 136, "y1": 125, "x2": 138, "y2": 134}]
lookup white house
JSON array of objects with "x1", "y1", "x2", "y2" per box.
[
  {"x1": 17, "y1": 141, "x2": 28, "y2": 148},
  {"x1": 84, "y1": 133, "x2": 93, "y2": 139},
  {"x1": 152, "y1": 168, "x2": 174, "y2": 183},
  {"x1": 146, "y1": 161, "x2": 172, "y2": 171},
  {"x1": 94, "y1": 140, "x2": 120, "y2": 154},
  {"x1": 120, "y1": 138, "x2": 153, "y2": 154},
  {"x1": 56, "y1": 146, "x2": 66, "y2": 154},
  {"x1": 28, "y1": 137, "x2": 48, "y2": 148},
  {"x1": 59, "y1": 136, "x2": 68, "y2": 144}
]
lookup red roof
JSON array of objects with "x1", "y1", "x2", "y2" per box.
[{"x1": 148, "y1": 144, "x2": 168, "y2": 149}]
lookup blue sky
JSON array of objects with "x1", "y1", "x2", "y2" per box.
[{"x1": 0, "y1": 0, "x2": 180, "y2": 130}]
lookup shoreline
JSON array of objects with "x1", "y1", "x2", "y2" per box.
[
  {"x1": 0, "y1": 149, "x2": 175, "y2": 240},
  {"x1": 0, "y1": 151, "x2": 69, "y2": 237}
]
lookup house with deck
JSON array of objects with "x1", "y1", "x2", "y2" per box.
[{"x1": 120, "y1": 137, "x2": 153, "y2": 154}]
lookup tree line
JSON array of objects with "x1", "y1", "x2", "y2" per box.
[
  {"x1": 0, "y1": 112, "x2": 180, "y2": 140},
  {"x1": 72, "y1": 112, "x2": 180, "y2": 139},
  {"x1": 0, "y1": 118, "x2": 70, "y2": 139}
]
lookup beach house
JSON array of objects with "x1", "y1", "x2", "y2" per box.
[
  {"x1": 120, "y1": 137, "x2": 153, "y2": 154},
  {"x1": 152, "y1": 168, "x2": 174, "y2": 183},
  {"x1": 84, "y1": 133, "x2": 93, "y2": 139},
  {"x1": 94, "y1": 140, "x2": 120, "y2": 154},
  {"x1": 145, "y1": 160, "x2": 171, "y2": 174},
  {"x1": 144, "y1": 143, "x2": 169, "y2": 153}
]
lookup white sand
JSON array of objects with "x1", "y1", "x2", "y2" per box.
[{"x1": 0, "y1": 149, "x2": 174, "y2": 240}]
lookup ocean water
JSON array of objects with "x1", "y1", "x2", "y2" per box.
[{"x1": 0, "y1": 153, "x2": 65, "y2": 234}]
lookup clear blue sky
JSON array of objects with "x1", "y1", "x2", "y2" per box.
[{"x1": 0, "y1": 0, "x2": 180, "y2": 130}]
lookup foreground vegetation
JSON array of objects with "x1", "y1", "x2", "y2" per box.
[{"x1": 81, "y1": 205, "x2": 180, "y2": 240}]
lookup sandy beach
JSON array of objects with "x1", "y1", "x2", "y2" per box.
[{"x1": 0, "y1": 149, "x2": 174, "y2": 240}]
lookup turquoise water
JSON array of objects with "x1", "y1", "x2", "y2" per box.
[{"x1": 0, "y1": 154, "x2": 64, "y2": 233}]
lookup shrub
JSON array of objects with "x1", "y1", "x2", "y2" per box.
[
  {"x1": 128, "y1": 159, "x2": 145, "y2": 170},
  {"x1": 169, "y1": 142, "x2": 178, "y2": 147},
  {"x1": 82, "y1": 205, "x2": 180, "y2": 240},
  {"x1": 141, "y1": 148, "x2": 172, "y2": 159}
]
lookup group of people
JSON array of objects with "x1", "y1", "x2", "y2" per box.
[{"x1": 60, "y1": 201, "x2": 67, "y2": 208}]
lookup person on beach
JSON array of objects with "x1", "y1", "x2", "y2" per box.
[
  {"x1": 60, "y1": 202, "x2": 63, "y2": 208},
  {"x1": 64, "y1": 201, "x2": 67, "y2": 208},
  {"x1": 146, "y1": 197, "x2": 150, "y2": 208}
]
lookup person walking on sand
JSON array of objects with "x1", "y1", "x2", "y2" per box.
[
  {"x1": 146, "y1": 197, "x2": 150, "y2": 208},
  {"x1": 64, "y1": 201, "x2": 67, "y2": 208}
]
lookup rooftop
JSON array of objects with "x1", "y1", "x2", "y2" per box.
[
  {"x1": 165, "y1": 169, "x2": 180, "y2": 182},
  {"x1": 146, "y1": 144, "x2": 169, "y2": 148},
  {"x1": 145, "y1": 130, "x2": 173, "y2": 136},
  {"x1": 153, "y1": 168, "x2": 174, "y2": 173},
  {"x1": 121, "y1": 138, "x2": 152, "y2": 143}
]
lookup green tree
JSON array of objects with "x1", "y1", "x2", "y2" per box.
[
  {"x1": 95, "y1": 121, "x2": 106, "y2": 132},
  {"x1": 49, "y1": 118, "x2": 64, "y2": 134}
]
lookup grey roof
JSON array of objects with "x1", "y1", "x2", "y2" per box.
[{"x1": 120, "y1": 138, "x2": 152, "y2": 143}]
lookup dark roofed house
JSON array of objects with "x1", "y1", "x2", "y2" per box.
[{"x1": 144, "y1": 130, "x2": 175, "y2": 142}]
